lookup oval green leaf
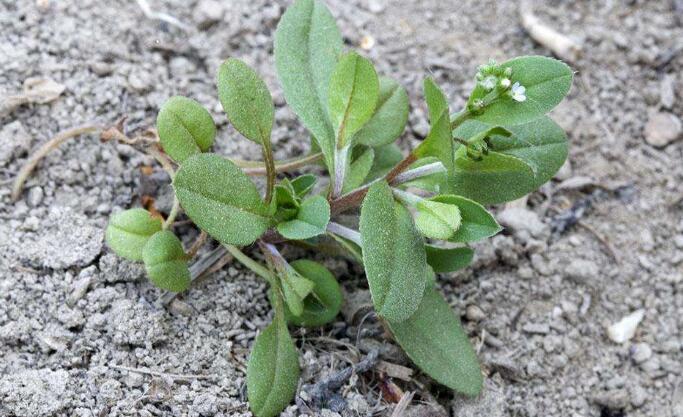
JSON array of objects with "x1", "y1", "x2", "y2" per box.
[
  {"x1": 360, "y1": 181, "x2": 427, "y2": 322},
  {"x1": 274, "y1": 0, "x2": 343, "y2": 170},
  {"x1": 142, "y1": 231, "x2": 190, "y2": 292},
  {"x1": 415, "y1": 199, "x2": 461, "y2": 240},
  {"x1": 217, "y1": 58, "x2": 274, "y2": 145},
  {"x1": 414, "y1": 78, "x2": 454, "y2": 178},
  {"x1": 328, "y1": 52, "x2": 379, "y2": 147},
  {"x1": 470, "y1": 55, "x2": 573, "y2": 126},
  {"x1": 157, "y1": 96, "x2": 216, "y2": 163},
  {"x1": 353, "y1": 77, "x2": 409, "y2": 147},
  {"x1": 247, "y1": 319, "x2": 300, "y2": 417},
  {"x1": 173, "y1": 153, "x2": 270, "y2": 246},
  {"x1": 425, "y1": 245, "x2": 474, "y2": 273},
  {"x1": 105, "y1": 208, "x2": 162, "y2": 261},
  {"x1": 284, "y1": 260, "x2": 343, "y2": 327},
  {"x1": 450, "y1": 116, "x2": 568, "y2": 204},
  {"x1": 430, "y1": 195, "x2": 501, "y2": 242},
  {"x1": 387, "y1": 285, "x2": 483, "y2": 396},
  {"x1": 276, "y1": 195, "x2": 330, "y2": 240}
]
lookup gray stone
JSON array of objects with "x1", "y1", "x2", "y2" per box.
[
  {"x1": 497, "y1": 207, "x2": 547, "y2": 238},
  {"x1": 592, "y1": 389, "x2": 629, "y2": 410},
  {"x1": 644, "y1": 111, "x2": 682, "y2": 147},
  {"x1": 522, "y1": 323, "x2": 550, "y2": 335},
  {"x1": 630, "y1": 342, "x2": 652, "y2": 364},
  {"x1": 564, "y1": 259, "x2": 598, "y2": 285},
  {"x1": 465, "y1": 305, "x2": 486, "y2": 322},
  {"x1": 629, "y1": 384, "x2": 647, "y2": 408},
  {"x1": 193, "y1": 0, "x2": 224, "y2": 28},
  {"x1": 26, "y1": 186, "x2": 44, "y2": 207},
  {"x1": 452, "y1": 380, "x2": 505, "y2": 417},
  {"x1": 0, "y1": 121, "x2": 32, "y2": 166},
  {"x1": 0, "y1": 369, "x2": 69, "y2": 416},
  {"x1": 660, "y1": 74, "x2": 676, "y2": 108}
]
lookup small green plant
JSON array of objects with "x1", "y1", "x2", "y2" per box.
[{"x1": 105, "y1": 0, "x2": 572, "y2": 414}]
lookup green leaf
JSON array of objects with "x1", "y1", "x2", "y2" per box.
[
  {"x1": 283, "y1": 260, "x2": 343, "y2": 327},
  {"x1": 450, "y1": 116, "x2": 568, "y2": 204},
  {"x1": 105, "y1": 208, "x2": 162, "y2": 261},
  {"x1": 157, "y1": 96, "x2": 216, "y2": 163},
  {"x1": 425, "y1": 245, "x2": 474, "y2": 273},
  {"x1": 414, "y1": 78, "x2": 454, "y2": 180},
  {"x1": 142, "y1": 231, "x2": 190, "y2": 292},
  {"x1": 274, "y1": 0, "x2": 343, "y2": 170},
  {"x1": 430, "y1": 195, "x2": 501, "y2": 242},
  {"x1": 414, "y1": 199, "x2": 461, "y2": 240},
  {"x1": 247, "y1": 319, "x2": 300, "y2": 417},
  {"x1": 342, "y1": 147, "x2": 374, "y2": 193},
  {"x1": 399, "y1": 157, "x2": 447, "y2": 193},
  {"x1": 174, "y1": 153, "x2": 270, "y2": 246},
  {"x1": 290, "y1": 174, "x2": 317, "y2": 197},
  {"x1": 277, "y1": 195, "x2": 330, "y2": 240},
  {"x1": 470, "y1": 56, "x2": 573, "y2": 126},
  {"x1": 360, "y1": 181, "x2": 426, "y2": 322},
  {"x1": 353, "y1": 77, "x2": 409, "y2": 147},
  {"x1": 387, "y1": 285, "x2": 483, "y2": 396},
  {"x1": 217, "y1": 58, "x2": 274, "y2": 145},
  {"x1": 279, "y1": 266, "x2": 316, "y2": 317},
  {"x1": 366, "y1": 143, "x2": 403, "y2": 182},
  {"x1": 328, "y1": 52, "x2": 379, "y2": 147}
]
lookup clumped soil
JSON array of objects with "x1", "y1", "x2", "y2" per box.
[{"x1": 1, "y1": 1, "x2": 682, "y2": 416}]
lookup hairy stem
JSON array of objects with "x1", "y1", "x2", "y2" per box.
[
  {"x1": 261, "y1": 142, "x2": 276, "y2": 204},
  {"x1": 390, "y1": 162, "x2": 445, "y2": 185},
  {"x1": 223, "y1": 244, "x2": 275, "y2": 287},
  {"x1": 237, "y1": 152, "x2": 323, "y2": 176},
  {"x1": 146, "y1": 144, "x2": 176, "y2": 179},
  {"x1": 392, "y1": 188, "x2": 423, "y2": 207},
  {"x1": 331, "y1": 144, "x2": 351, "y2": 198},
  {"x1": 326, "y1": 222, "x2": 362, "y2": 246},
  {"x1": 163, "y1": 196, "x2": 180, "y2": 229}
]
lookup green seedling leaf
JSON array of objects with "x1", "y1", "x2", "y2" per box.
[
  {"x1": 174, "y1": 153, "x2": 270, "y2": 246},
  {"x1": 105, "y1": 208, "x2": 162, "y2": 261},
  {"x1": 470, "y1": 55, "x2": 573, "y2": 126},
  {"x1": 283, "y1": 260, "x2": 343, "y2": 327},
  {"x1": 425, "y1": 245, "x2": 474, "y2": 273},
  {"x1": 360, "y1": 181, "x2": 426, "y2": 322},
  {"x1": 342, "y1": 147, "x2": 375, "y2": 193},
  {"x1": 277, "y1": 195, "x2": 331, "y2": 240},
  {"x1": 142, "y1": 231, "x2": 190, "y2": 292},
  {"x1": 414, "y1": 199, "x2": 461, "y2": 240},
  {"x1": 353, "y1": 77, "x2": 409, "y2": 147},
  {"x1": 274, "y1": 0, "x2": 343, "y2": 170},
  {"x1": 217, "y1": 58, "x2": 274, "y2": 145},
  {"x1": 247, "y1": 319, "x2": 300, "y2": 417},
  {"x1": 451, "y1": 116, "x2": 568, "y2": 204},
  {"x1": 430, "y1": 195, "x2": 501, "y2": 242},
  {"x1": 366, "y1": 143, "x2": 404, "y2": 182},
  {"x1": 387, "y1": 285, "x2": 483, "y2": 396},
  {"x1": 414, "y1": 78, "x2": 454, "y2": 180},
  {"x1": 328, "y1": 52, "x2": 379, "y2": 148},
  {"x1": 279, "y1": 265, "x2": 316, "y2": 317},
  {"x1": 290, "y1": 174, "x2": 317, "y2": 197},
  {"x1": 157, "y1": 96, "x2": 216, "y2": 163}
]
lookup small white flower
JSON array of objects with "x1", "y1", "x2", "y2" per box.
[
  {"x1": 499, "y1": 78, "x2": 511, "y2": 89},
  {"x1": 510, "y1": 82, "x2": 526, "y2": 102},
  {"x1": 481, "y1": 75, "x2": 497, "y2": 91}
]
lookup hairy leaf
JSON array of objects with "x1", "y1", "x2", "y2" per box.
[
  {"x1": 142, "y1": 231, "x2": 190, "y2": 292},
  {"x1": 157, "y1": 96, "x2": 216, "y2": 163},
  {"x1": 328, "y1": 52, "x2": 379, "y2": 147},
  {"x1": 414, "y1": 78, "x2": 454, "y2": 180},
  {"x1": 366, "y1": 143, "x2": 404, "y2": 182},
  {"x1": 470, "y1": 55, "x2": 573, "y2": 126},
  {"x1": 451, "y1": 116, "x2": 568, "y2": 204},
  {"x1": 174, "y1": 154, "x2": 270, "y2": 246},
  {"x1": 217, "y1": 58, "x2": 274, "y2": 145},
  {"x1": 105, "y1": 208, "x2": 162, "y2": 261},
  {"x1": 360, "y1": 181, "x2": 426, "y2": 322},
  {"x1": 342, "y1": 147, "x2": 375, "y2": 193},
  {"x1": 274, "y1": 0, "x2": 343, "y2": 169},
  {"x1": 277, "y1": 195, "x2": 330, "y2": 240},
  {"x1": 247, "y1": 319, "x2": 300, "y2": 417},
  {"x1": 425, "y1": 245, "x2": 474, "y2": 273},
  {"x1": 279, "y1": 266, "x2": 315, "y2": 317},
  {"x1": 430, "y1": 195, "x2": 501, "y2": 242},
  {"x1": 290, "y1": 174, "x2": 317, "y2": 197},
  {"x1": 387, "y1": 285, "x2": 483, "y2": 396},
  {"x1": 284, "y1": 260, "x2": 343, "y2": 327},
  {"x1": 353, "y1": 77, "x2": 409, "y2": 147},
  {"x1": 414, "y1": 199, "x2": 461, "y2": 240}
]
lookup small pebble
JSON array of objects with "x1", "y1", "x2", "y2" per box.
[
  {"x1": 644, "y1": 111, "x2": 682, "y2": 147},
  {"x1": 630, "y1": 342, "x2": 652, "y2": 364},
  {"x1": 607, "y1": 309, "x2": 645, "y2": 343},
  {"x1": 27, "y1": 186, "x2": 44, "y2": 207},
  {"x1": 465, "y1": 305, "x2": 486, "y2": 322},
  {"x1": 522, "y1": 323, "x2": 550, "y2": 335}
]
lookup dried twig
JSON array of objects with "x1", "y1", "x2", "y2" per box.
[
  {"x1": 389, "y1": 391, "x2": 414, "y2": 417},
  {"x1": 519, "y1": 0, "x2": 581, "y2": 63},
  {"x1": 578, "y1": 220, "x2": 620, "y2": 264},
  {"x1": 110, "y1": 365, "x2": 218, "y2": 381},
  {"x1": 11, "y1": 124, "x2": 101, "y2": 201}
]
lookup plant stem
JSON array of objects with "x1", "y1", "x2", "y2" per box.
[
  {"x1": 392, "y1": 188, "x2": 423, "y2": 207},
  {"x1": 261, "y1": 142, "x2": 276, "y2": 204},
  {"x1": 146, "y1": 144, "x2": 176, "y2": 179},
  {"x1": 236, "y1": 152, "x2": 323, "y2": 176},
  {"x1": 223, "y1": 244, "x2": 276, "y2": 287},
  {"x1": 326, "y1": 222, "x2": 362, "y2": 246},
  {"x1": 163, "y1": 196, "x2": 180, "y2": 229},
  {"x1": 390, "y1": 162, "x2": 445, "y2": 184},
  {"x1": 331, "y1": 144, "x2": 351, "y2": 198}
]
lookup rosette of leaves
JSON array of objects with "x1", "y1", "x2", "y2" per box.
[{"x1": 103, "y1": 0, "x2": 573, "y2": 415}]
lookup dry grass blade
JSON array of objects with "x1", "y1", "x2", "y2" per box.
[{"x1": 389, "y1": 391, "x2": 414, "y2": 417}]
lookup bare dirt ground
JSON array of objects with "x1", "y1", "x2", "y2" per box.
[{"x1": 1, "y1": 1, "x2": 682, "y2": 416}]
